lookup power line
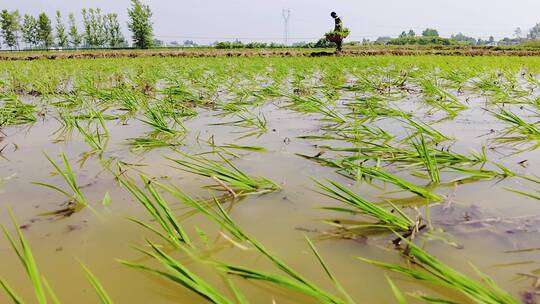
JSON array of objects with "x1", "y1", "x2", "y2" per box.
[{"x1": 282, "y1": 8, "x2": 291, "y2": 45}]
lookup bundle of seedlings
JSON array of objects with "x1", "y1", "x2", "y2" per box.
[{"x1": 325, "y1": 28, "x2": 351, "y2": 44}]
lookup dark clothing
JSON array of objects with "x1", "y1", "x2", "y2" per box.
[
  {"x1": 333, "y1": 15, "x2": 344, "y2": 52},
  {"x1": 336, "y1": 39, "x2": 343, "y2": 52},
  {"x1": 334, "y1": 16, "x2": 343, "y2": 32}
]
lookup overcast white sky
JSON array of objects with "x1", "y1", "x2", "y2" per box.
[{"x1": 1, "y1": 0, "x2": 539, "y2": 44}]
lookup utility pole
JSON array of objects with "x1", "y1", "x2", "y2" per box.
[{"x1": 282, "y1": 8, "x2": 291, "y2": 45}]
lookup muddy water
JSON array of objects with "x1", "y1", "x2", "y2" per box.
[{"x1": 0, "y1": 66, "x2": 540, "y2": 303}]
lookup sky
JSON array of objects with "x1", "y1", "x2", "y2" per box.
[{"x1": 1, "y1": 0, "x2": 540, "y2": 44}]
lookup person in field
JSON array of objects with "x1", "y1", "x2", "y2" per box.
[{"x1": 331, "y1": 12, "x2": 344, "y2": 52}]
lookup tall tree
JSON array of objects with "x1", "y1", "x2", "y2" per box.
[
  {"x1": 82, "y1": 8, "x2": 107, "y2": 47},
  {"x1": 514, "y1": 27, "x2": 522, "y2": 39},
  {"x1": 451, "y1": 33, "x2": 477, "y2": 45},
  {"x1": 68, "y1": 13, "x2": 81, "y2": 48},
  {"x1": 55, "y1": 11, "x2": 68, "y2": 48},
  {"x1": 105, "y1": 13, "x2": 124, "y2": 47},
  {"x1": 37, "y1": 12, "x2": 53, "y2": 48},
  {"x1": 81, "y1": 9, "x2": 91, "y2": 47},
  {"x1": 22, "y1": 14, "x2": 39, "y2": 48},
  {"x1": 1, "y1": 10, "x2": 21, "y2": 49},
  {"x1": 127, "y1": 0, "x2": 153, "y2": 49},
  {"x1": 422, "y1": 28, "x2": 439, "y2": 37},
  {"x1": 408, "y1": 29, "x2": 415, "y2": 37},
  {"x1": 12, "y1": 10, "x2": 21, "y2": 49},
  {"x1": 529, "y1": 23, "x2": 540, "y2": 40},
  {"x1": 0, "y1": 10, "x2": 12, "y2": 49}
]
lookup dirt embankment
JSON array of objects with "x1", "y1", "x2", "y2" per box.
[{"x1": 2, "y1": 46, "x2": 540, "y2": 60}]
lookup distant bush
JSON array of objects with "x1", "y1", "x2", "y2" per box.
[
  {"x1": 215, "y1": 41, "x2": 245, "y2": 49},
  {"x1": 213, "y1": 40, "x2": 335, "y2": 49},
  {"x1": 387, "y1": 36, "x2": 456, "y2": 46},
  {"x1": 521, "y1": 39, "x2": 540, "y2": 47}
]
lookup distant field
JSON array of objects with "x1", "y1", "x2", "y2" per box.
[{"x1": 2, "y1": 45, "x2": 540, "y2": 60}]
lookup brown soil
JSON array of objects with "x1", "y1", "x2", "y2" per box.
[{"x1": 2, "y1": 46, "x2": 540, "y2": 60}]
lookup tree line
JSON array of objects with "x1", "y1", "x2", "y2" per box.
[
  {"x1": 0, "y1": 0, "x2": 154, "y2": 50},
  {"x1": 370, "y1": 24, "x2": 540, "y2": 46}
]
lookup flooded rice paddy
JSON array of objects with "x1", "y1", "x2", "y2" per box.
[{"x1": 0, "y1": 56, "x2": 540, "y2": 303}]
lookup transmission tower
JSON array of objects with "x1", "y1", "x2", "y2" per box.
[{"x1": 282, "y1": 8, "x2": 291, "y2": 45}]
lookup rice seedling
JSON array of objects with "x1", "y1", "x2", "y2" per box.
[
  {"x1": 74, "y1": 120, "x2": 108, "y2": 153},
  {"x1": 152, "y1": 184, "x2": 352, "y2": 304},
  {"x1": 234, "y1": 111, "x2": 268, "y2": 132},
  {"x1": 0, "y1": 209, "x2": 51, "y2": 303},
  {"x1": 211, "y1": 143, "x2": 267, "y2": 152},
  {"x1": 347, "y1": 67, "x2": 407, "y2": 97},
  {"x1": 506, "y1": 187, "x2": 540, "y2": 201},
  {"x1": 300, "y1": 155, "x2": 441, "y2": 201},
  {"x1": 321, "y1": 122, "x2": 394, "y2": 143},
  {"x1": 33, "y1": 152, "x2": 89, "y2": 216},
  {"x1": 386, "y1": 276, "x2": 407, "y2": 304},
  {"x1": 120, "y1": 175, "x2": 191, "y2": 247},
  {"x1": 0, "y1": 208, "x2": 112, "y2": 303},
  {"x1": 401, "y1": 117, "x2": 452, "y2": 143},
  {"x1": 140, "y1": 105, "x2": 184, "y2": 135},
  {"x1": 120, "y1": 241, "x2": 236, "y2": 304},
  {"x1": 201, "y1": 137, "x2": 268, "y2": 158},
  {"x1": 473, "y1": 74, "x2": 511, "y2": 101},
  {"x1": 211, "y1": 108, "x2": 268, "y2": 138},
  {"x1": 489, "y1": 108, "x2": 540, "y2": 150},
  {"x1": 284, "y1": 94, "x2": 346, "y2": 124},
  {"x1": 411, "y1": 135, "x2": 440, "y2": 184},
  {"x1": 447, "y1": 163, "x2": 516, "y2": 184},
  {"x1": 416, "y1": 77, "x2": 467, "y2": 117},
  {"x1": 474, "y1": 72, "x2": 530, "y2": 104},
  {"x1": 358, "y1": 166, "x2": 441, "y2": 201},
  {"x1": 162, "y1": 83, "x2": 204, "y2": 105},
  {"x1": 115, "y1": 174, "x2": 355, "y2": 303},
  {"x1": 81, "y1": 264, "x2": 113, "y2": 304},
  {"x1": 51, "y1": 111, "x2": 78, "y2": 142},
  {"x1": 168, "y1": 153, "x2": 279, "y2": 197},
  {"x1": 358, "y1": 239, "x2": 519, "y2": 304},
  {"x1": 104, "y1": 87, "x2": 146, "y2": 115},
  {"x1": 0, "y1": 93, "x2": 37, "y2": 127},
  {"x1": 301, "y1": 140, "x2": 484, "y2": 170},
  {"x1": 315, "y1": 179, "x2": 414, "y2": 231},
  {"x1": 127, "y1": 135, "x2": 183, "y2": 152},
  {"x1": 345, "y1": 96, "x2": 409, "y2": 119}
]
